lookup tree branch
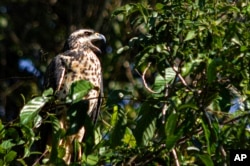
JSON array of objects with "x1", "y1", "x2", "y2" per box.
[
  {"x1": 135, "y1": 62, "x2": 159, "y2": 94},
  {"x1": 172, "y1": 148, "x2": 180, "y2": 166}
]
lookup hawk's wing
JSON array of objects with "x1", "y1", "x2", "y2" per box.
[
  {"x1": 89, "y1": 74, "x2": 103, "y2": 123},
  {"x1": 43, "y1": 55, "x2": 65, "y2": 92}
]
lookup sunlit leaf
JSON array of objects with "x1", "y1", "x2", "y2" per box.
[
  {"x1": 1, "y1": 140, "x2": 15, "y2": 150},
  {"x1": 231, "y1": 34, "x2": 241, "y2": 46},
  {"x1": 117, "y1": 46, "x2": 129, "y2": 54},
  {"x1": 42, "y1": 88, "x2": 53, "y2": 97},
  {"x1": 122, "y1": 127, "x2": 136, "y2": 147},
  {"x1": 20, "y1": 95, "x2": 52, "y2": 127},
  {"x1": 68, "y1": 80, "x2": 93, "y2": 103},
  {"x1": 155, "y1": 3, "x2": 164, "y2": 10},
  {"x1": 86, "y1": 154, "x2": 99, "y2": 165},
  {"x1": 184, "y1": 30, "x2": 196, "y2": 41},
  {"x1": 153, "y1": 67, "x2": 175, "y2": 92},
  {"x1": 111, "y1": 106, "x2": 127, "y2": 147}
]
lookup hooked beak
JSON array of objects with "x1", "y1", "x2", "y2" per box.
[
  {"x1": 90, "y1": 32, "x2": 106, "y2": 43},
  {"x1": 89, "y1": 32, "x2": 106, "y2": 54}
]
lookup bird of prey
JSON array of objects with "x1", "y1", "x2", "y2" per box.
[{"x1": 43, "y1": 29, "x2": 106, "y2": 164}]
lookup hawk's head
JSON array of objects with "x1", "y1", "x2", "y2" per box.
[{"x1": 63, "y1": 29, "x2": 106, "y2": 53}]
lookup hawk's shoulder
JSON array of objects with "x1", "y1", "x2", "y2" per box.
[{"x1": 43, "y1": 54, "x2": 65, "y2": 91}]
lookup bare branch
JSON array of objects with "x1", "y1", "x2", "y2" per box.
[
  {"x1": 135, "y1": 62, "x2": 159, "y2": 94},
  {"x1": 172, "y1": 148, "x2": 180, "y2": 166}
]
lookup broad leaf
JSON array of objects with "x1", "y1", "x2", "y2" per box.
[
  {"x1": 68, "y1": 80, "x2": 93, "y2": 103},
  {"x1": 20, "y1": 91, "x2": 52, "y2": 127},
  {"x1": 207, "y1": 58, "x2": 223, "y2": 84},
  {"x1": 122, "y1": 127, "x2": 136, "y2": 147},
  {"x1": 4, "y1": 150, "x2": 17, "y2": 163},
  {"x1": 184, "y1": 30, "x2": 196, "y2": 41},
  {"x1": 134, "y1": 102, "x2": 158, "y2": 146},
  {"x1": 111, "y1": 105, "x2": 127, "y2": 147},
  {"x1": 153, "y1": 67, "x2": 175, "y2": 92}
]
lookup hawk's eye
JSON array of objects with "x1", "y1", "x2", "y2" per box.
[{"x1": 84, "y1": 32, "x2": 92, "y2": 36}]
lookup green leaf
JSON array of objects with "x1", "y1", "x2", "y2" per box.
[
  {"x1": 165, "y1": 113, "x2": 178, "y2": 136},
  {"x1": 111, "y1": 106, "x2": 127, "y2": 147},
  {"x1": 177, "y1": 103, "x2": 198, "y2": 111},
  {"x1": 198, "y1": 154, "x2": 214, "y2": 166},
  {"x1": 184, "y1": 30, "x2": 196, "y2": 41},
  {"x1": 201, "y1": 118, "x2": 211, "y2": 154},
  {"x1": 165, "y1": 113, "x2": 179, "y2": 150},
  {"x1": 42, "y1": 88, "x2": 54, "y2": 97},
  {"x1": 240, "y1": 45, "x2": 248, "y2": 52},
  {"x1": 21, "y1": 125, "x2": 36, "y2": 158},
  {"x1": 111, "y1": 105, "x2": 119, "y2": 127},
  {"x1": 68, "y1": 80, "x2": 93, "y2": 103},
  {"x1": 0, "y1": 120, "x2": 4, "y2": 133},
  {"x1": 134, "y1": 102, "x2": 158, "y2": 146},
  {"x1": 117, "y1": 46, "x2": 129, "y2": 54},
  {"x1": 165, "y1": 110, "x2": 186, "y2": 150},
  {"x1": 153, "y1": 67, "x2": 175, "y2": 92},
  {"x1": 86, "y1": 154, "x2": 99, "y2": 165},
  {"x1": 49, "y1": 114, "x2": 65, "y2": 163},
  {"x1": 1, "y1": 140, "x2": 15, "y2": 150},
  {"x1": 20, "y1": 95, "x2": 52, "y2": 127},
  {"x1": 155, "y1": 3, "x2": 164, "y2": 10},
  {"x1": 4, "y1": 150, "x2": 17, "y2": 163},
  {"x1": 207, "y1": 58, "x2": 222, "y2": 84},
  {"x1": 122, "y1": 127, "x2": 136, "y2": 147},
  {"x1": 231, "y1": 34, "x2": 241, "y2": 46},
  {"x1": 165, "y1": 135, "x2": 180, "y2": 150},
  {"x1": 135, "y1": 46, "x2": 155, "y2": 67}
]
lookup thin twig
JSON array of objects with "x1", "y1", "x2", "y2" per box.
[
  {"x1": 172, "y1": 148, "x2": 180, "y2": 166},
  {"x1": 32, "y1": 149, "x2": 49, "y2": 166},
  {"x1": 162, "y1": 84, "x2": 169, "y2": 124},
  {"x1": 135, "y1": 62, "x2": 159, "y2": 94},
  {"x1": 171, "y1": 64, "x2": 192, "y2": 91},
  {"x1": 219, "y1": 145, "x2": 227, "y2": 166}
]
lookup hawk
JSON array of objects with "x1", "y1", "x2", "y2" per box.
[{"x1": 43, "y1": 29, "x2": 106, "y2": 164}]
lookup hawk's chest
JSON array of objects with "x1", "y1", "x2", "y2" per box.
[{"x1": 56, "y1": 50, "x2": 101, "y2": 99}]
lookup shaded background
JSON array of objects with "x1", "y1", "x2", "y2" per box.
[{"x1": 0, "y1": 0, "x2": 146, "y2": 122}]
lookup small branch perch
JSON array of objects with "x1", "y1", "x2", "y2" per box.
[{"x1": 135, "y1": 62, "x2": 159, "y2": 94}]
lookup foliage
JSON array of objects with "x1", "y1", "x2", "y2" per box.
[
  {"x1": 0, "y1": 0, "x2": 250, "y2": 165},
  {"x1": 104, "y1": 0, "x2": 250, "y2": 165}
]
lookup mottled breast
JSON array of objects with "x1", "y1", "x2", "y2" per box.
[{"x1": 56, "y1": 48, "x2": 102, "y2": 100}]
